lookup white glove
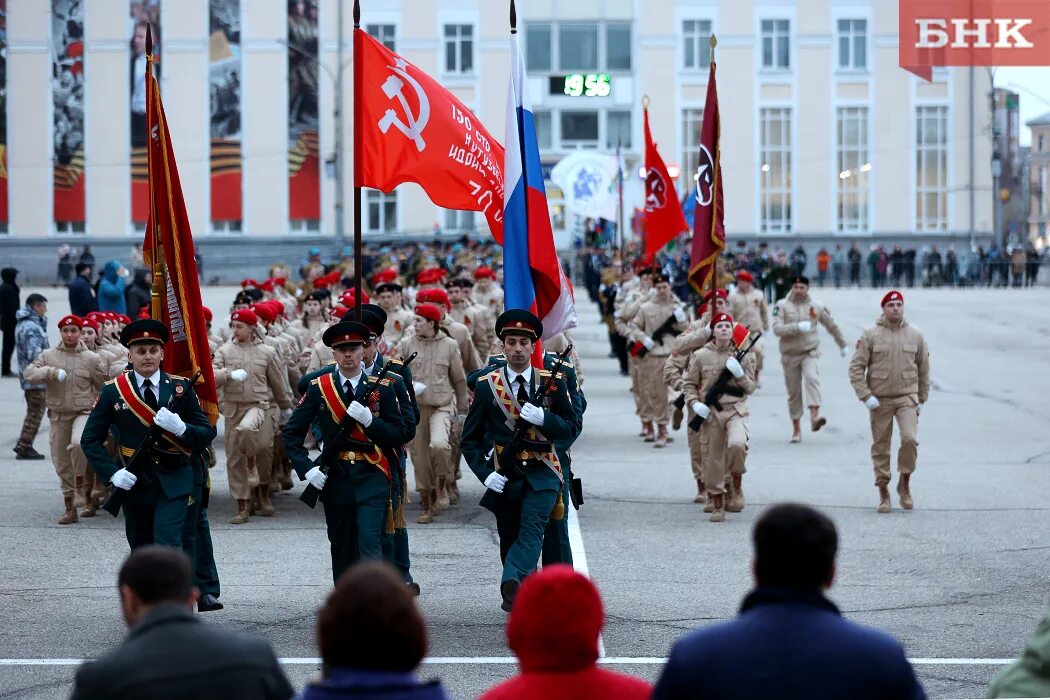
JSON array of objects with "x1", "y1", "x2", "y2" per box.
[
  {"x1": 346, "y1": 401, "x2": 373, "y2": 427},
  {"x1": 154, "y1": 407, "x2": 187, "y2": 436},
  {"x1": 413, "y1": 381, "x2": 427, "y2": 395},
  {"x1": 725, "y1": 357, "x2": 744, "y2": 378},
  {"x1": 797, "y1": 321, "x2": 813, "y2": 333},
  {"x1": 840, "y1": 346, "x2": 848, "y2": 358},
  {"x1": 230, "y1": 368, "x2": 248, "y2": 382},
  {"x1": 484, "y1": 472, "x2": 508, "y2": 493},
  {"x1": 673, "y1": 307, "x2": 686, "y2": 323},
  {"x1": 691, "y1": 402, "x2": 711, "y2": 419},
  {"x1": 916, "y1": 403, "x2": 923, "y2": 416},
  {"x1": 642, "y1": 336, "x2": 655, "y2": 350},
  {"x1": 520, "y1": 403, "x2": 545, "y2": 426},
  {"x1": 864, "y1": 396, "x2": 880, "y2": 410},
  {"x1": 279, "y1": 408, "x2": 293, "y2": 425},
  {"x1": 111, "y1": 468, "x2": 137, "y2": 491},
  {"x1": 304, "y1": 466, "x2": 327, "y2": 490},
  {"x1": 55, "y1": 369, "x2": 67, "y2": 382}
]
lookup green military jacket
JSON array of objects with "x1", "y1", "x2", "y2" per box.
[
  {"x1": 283, "y1": 365, "x2": 415, "y2": 505},
  {"x1": 81, "y1": 370, "x2": 217, "y2": 503},
  {"x1": 461, "y1": 364, "x2": 581, "y2": 497}
]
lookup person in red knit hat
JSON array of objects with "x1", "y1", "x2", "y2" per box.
[{"x1": 480, "y1": 565, "x2": 651, "y2": 700}]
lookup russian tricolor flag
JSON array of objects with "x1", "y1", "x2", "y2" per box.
[{"x1": 503, "y1": 30, "x2": 577, "y2": 348}]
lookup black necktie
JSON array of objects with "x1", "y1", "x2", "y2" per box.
[
  {"x1": 343, "y1": 379, "x2": 353, "y2": 396},
  {"x1": 515, "y1": 376, "x2": 529, "y2": 405},
  {"x1": 142, "y1": 378, "x2": 158, "y2": 411}
]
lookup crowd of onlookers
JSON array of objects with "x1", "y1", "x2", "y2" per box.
[{"x1": 62, "y1": 504, "x2": 1050, "y2": 699}]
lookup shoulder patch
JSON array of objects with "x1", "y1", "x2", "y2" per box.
[{"x1": 379, "y1": 377, "x2": 394, "y2": 386}]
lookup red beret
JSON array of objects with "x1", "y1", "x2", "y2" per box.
[
  {"x1": 373, "y1": 267, "x2": 399, "y2": 284},
  {"x1": 330, "y1": 304, "x2": 350, "y2": 319},
  {"x1": 105, "y1": 312, "x2": 120, "y2": 322},
  {"x1": 313, "y1": 277, "x2": 331, "y2": 289},
  {"x1": 340, "y1": 290, "x2": 370, "y2": 307},
  {"x1": 507, "y1": 565, "x2": 602, "y2": 672},
  {"x1": 136, "y1": 308, "x2": 151, "y2": 320},
  {"x1": 202, "y1": 306, "x2": 213, "y2": 322},
  {"x1": 415, "y1": 304, "x2": 443, "y2": 323},
  {"x1": 251, "y1": 304, "x2": 276, "y2": 324},
  {"x1": 118, "y1": 314, "x2": 132, "y2": 325},
  {"x1": 81, "y1": 317, "x2": 100, "y2": 332},
  {"x1": 735, "y1": 270, "x2": 754, "y2": 283},
  {"x1": 259, "y1": 279, "x2": 275, "y2": 293},
  {"x1": 474, "y1": 266, "x2": 496, "y2": 280},
  {"x1": 416, "y1": 288, "x2": 451, "y2": 311},
  {"x1": 881, "y1": 290, "x2": 904, "y2": 306},
  {"x1": 241, "y1": 278, "x2": 258, "y2": 289},
  {"x1": 57, "y1": 315, "x2": 82, "y2": 329},
  {"x1": 86, "y1": 312, "x2": 107, "y2": 323},
  {"x1": 269, "y1": 299, "x2": 285, "y2": 315},
  {"x1": 710, "y1": 312, "x2": 734, "y2": 328},
  {"x1": 231, "y1": 309, "x2": 258, "y2": 326},
  {"x1": 271, "y1": 276, "x2": 287, "y2": 286},
  {"x1": 703, "y1": 288, "x2": 728, "y2": 303}
]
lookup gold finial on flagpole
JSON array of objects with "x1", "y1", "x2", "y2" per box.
[
  {"x1": 710, "y1": 34, "x2": 717, "y2": 61},
  {"x1": 642, "y1": 94, "x2": 650, "y2": 109}
]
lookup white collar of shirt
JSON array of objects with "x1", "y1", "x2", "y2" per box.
[
  {"x1": 134, "y1": 370, "x2": 161, "y2": 391},
  {"x1": 506, "y1": 366, "x2": 533, "y2": 386},
  {"x1": 337, "y1": 369, "x2": 362, "y2": 392},
  {"x1": 362, "y1": 361, "x2": 376, "y2": 376}
]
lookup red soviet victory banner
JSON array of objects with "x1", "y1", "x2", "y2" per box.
[
  {"x1": 140, "y1": 29, "x2": 219, "y2": 426},
  {"x1": 642, "y1": 101, "x2": 689, "y2": 258},
  {"x1": 355, "y1": 28, "x2": 506, "y2": 239},
  {"x1": 688, "y1": 60, "x2": 725, "y2": 293}
]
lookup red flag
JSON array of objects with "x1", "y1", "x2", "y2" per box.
[
  {"x1": 141, "y1": 39, "x2": 219, "y2": 426},
  {"x1": 356, "y1": 29, "x2": 505, "y2": 238},
  {"x1": 642, "y1": 105, "x2": 688, "y2": 257},
  {"x1": 688, "y1": 61, "x2": 725, "y2": 293}
]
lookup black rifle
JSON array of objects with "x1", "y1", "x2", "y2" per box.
[
  {"x1": 631, "y1": 310, "x2": 683, "y2": 358},
  {"x1": 299, "y1": 354, "x2": 416, "y2": 508},
  {"x1": 688, "y1": 332, "x2": 760, "y2": 432},
  {"x1": 479, "y1": 346, "x2": 573, "y2": 512},
  {"x1": 103, "y1": 369, "x2": 205, "y2": 517}
]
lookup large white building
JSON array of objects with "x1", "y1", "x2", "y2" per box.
[{"x1": 0, "y1": 0, "x2": 994, "y2": 256}]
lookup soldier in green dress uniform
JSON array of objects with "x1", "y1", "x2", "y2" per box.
[
  {"x1": 461, "y1": 310, "x2": 582, "y2": 611},
  {"x1": 283, "y1": 319, "x2": 415, "y2": 583},
  {"x1": 80, "y1": 319, "x2": 217, "y2": 550}
]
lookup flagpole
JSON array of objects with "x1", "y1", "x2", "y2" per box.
[
  {"x1": 352, "y1": 0, "x2": 362, "y2": 321},
  {"x1": 708, "y1": 34, "x2": 718, "y2": 302},
  {"x1": 617, "y1": 137, "x2": 624, "y2": 256},
  {"x1": 145, "y1": 24, "x2": 164, "y2": 321}
]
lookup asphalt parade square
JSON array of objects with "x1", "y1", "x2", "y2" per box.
[{"x1": 1, "y1": 285, "x2": 1048, "y2": 699}]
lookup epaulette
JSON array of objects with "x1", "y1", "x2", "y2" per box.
[
  {"x1": 326, "y1": 360, "x2": 336, "y2": 366},
  {"x1": 367, "y1": 375, "x2": 378, "y2": 383},
  {"x1": 104, "y1": 378, "x2": 116, "y2": 386},
  {"x1": 387, "y1": 357, "x2": 404, "y2": 365},
  {"x1": 536, "y1": 368, "x2": 551, "y2": 378},
  {"x1": 310, "y1": 378, "x2": 320, "y2": 385},
  {"x1": 378, "y1": 377, "x2": 394, "y2": 386}
]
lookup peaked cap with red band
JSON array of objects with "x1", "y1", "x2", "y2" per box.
[
  {"x1": 495, "y1": 309, "x2": 543, "y2": 340},
  {"x1": 322, "y1": 320, "x2": 370, "y2": 348},
  {"x1": 119, "y1": 318, "x2": 169, "y2": 347}
]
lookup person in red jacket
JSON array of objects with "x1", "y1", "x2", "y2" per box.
[{"x1": 480, "y1": 565, "x2": 651, "y2": 700}]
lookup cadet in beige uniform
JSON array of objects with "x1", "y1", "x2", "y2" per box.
[
  {"x1": 848, "y1": 290, "x2": 930, "y2": 514},
  {"x1": 614, "y1": 267, "x2": 653, "y2": 437},
  {"x1": 663, "y1": 349, "x2": 705, "y2": 502},
  {"x1": 728, "y1": 271, "x2": 769, "y2": 383},
  {"x1": 472, "y1": 266, "x2": 504, "y2": 316},
  {"x1": 213, "y1": 308, "x2": 293, "y2": 524},
  {"x1": 771, "y1": 276, "x2": 847, "y2": 443},
  {"x1": 683, "y1": 313, "x2": 757, "y2": 522},
  {"x1": 448, "y1": 279, "x2": 495, "y2": 361},
  {"x1": 672, "y1": 289, "x2": 728, "y2": 357},
  {"x1": 627, "y1": 273, "x2": 686, "y2": 447},
  {"x1": 416, "y1": 288, "x2": 483, "y2": 374},
  {"x1": 395, "y1": 303, "x2": 468, "y2": 523},
  {"x1": 375, "y1": 282, "x2": 415, "y2": 354},
  {"x1": 23, "y1": 315, "x2": 108, "y2": 523}
]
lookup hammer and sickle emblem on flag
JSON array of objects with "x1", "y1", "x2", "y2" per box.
[
  {"x1": 645, "y1": 169, "x2": 668, "y2": 212},
  {"x1": 378, "y1": 58, "x2": 431, "y2": 152},
  {"x1": 694, "y1": 144, "x2": 715, "y2": 207}
]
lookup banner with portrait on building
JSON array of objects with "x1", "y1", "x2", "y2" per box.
[
  {"x1": 0, "y1": 0, "x2": 7, "y2": 231},
  {"x1": 52, "y1": 0, "x2": 85, "y2": 229},
  {"x1": 209, "y1": 0, "x2": 241, "y2": 229},
  {"x1": 287, "y1": 0, "x2": 320, "y2": 226},
  {"x1": 130, "y1": 0, "x2": 160, "y2": 225}
]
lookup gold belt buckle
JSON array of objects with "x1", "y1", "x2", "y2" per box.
[{"x1": 516, "y1": 450, "x2": 530, "y2": 461}]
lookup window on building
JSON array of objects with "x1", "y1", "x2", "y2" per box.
[
  {"x1": 1040, "y1": 134, "x2": 1045, "y2": 152},
  {"x1": 444, "y1": 24, "x2": 474, "y2": 74},
  {"x1": 837, "y1": 19, "x2": 867, "y2": 70},
  {"x1": 682, "y1": 20, "x2": 713, "y2": 70},
  {"x1": 760, "y1": 19, "x2": 790, "y2": 70},
  {"x1": 525, "y1": 22, "x2": 552, "y2": 72},
  {"x1": 561, "y1": 111, "x2": 599, "y2": 147},
  {"x1": 444, "y1": 209, "x2": 476, "y2": 232},
  {"x1": 55, "y1": 221, "x2": 86, "y2": 235},
  {"x1": 837, "y1": 107, "x2": 870, "y2": 233},
  {"x1": 915, "y1": 105, "x2": 948, "y2": 232},
  {"x1": 760, "y1": 107, "x2": 792, "y2": 233},
  {"x1": 559, "y1": 23, "x2": 599, "y2": 71},
  {"x1": 366, "y1": 24, "x2": 396, "y2": 51},
  {"x1": 606, "y1": 110, "x2": 631, "y2": 149},
  {"x1": 366, "y1": 189, "x2": 397, "y2": 232},
  {"x1": 289, "y1": 219, "x2": 320, "y2": 233},
  {"x1": 606, "y1": 22, "x2": 632, "y2": 70},
  {"x1": 682, "y1": 108, "x2": 704, "y2": 191},
  {"x1": 211, "y1": 220, "x2": 242, "y2": 234},
  {"x1": 1041, "y1": 166, "x2": 1048, "y2": 216},
  {"x1": 534, "y1": 110, "x2": 553, "y2": 150}
]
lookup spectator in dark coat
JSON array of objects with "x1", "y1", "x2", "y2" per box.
[
  {"x1": 77, "y1": 244, "x2": 95, "y2": 267},
  {"x1": 296, "y1": 562, "x2": 449, "y2": 700},
  {"x1": 70, "y1": 546, "x2": 293, "y2": 700},
  {"x1": 125, "y1": 268, "x2": 152, "y2": 319},
  {"x1": 68, "y1": 263, "x2": 97, "y2": 317},
  {"x1": 0, "y1": 267, "x2": 20, "y2": 376},
  {"x1": 653, "y1": 503, "x2": 926, "y2": 700}
]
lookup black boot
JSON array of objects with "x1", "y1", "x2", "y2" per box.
[{"x1": 197, "y1": 593, "x2": 224, "y2": 612}]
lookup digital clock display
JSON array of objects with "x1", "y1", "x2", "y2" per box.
[{"x1": 549, "y1": 73, "x2": 612, "y2": 97}]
